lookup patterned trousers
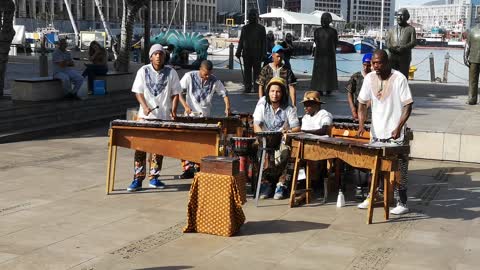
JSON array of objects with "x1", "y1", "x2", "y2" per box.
[{"x1": 133, "y1": 151, "x2": 164, "y2": 181}]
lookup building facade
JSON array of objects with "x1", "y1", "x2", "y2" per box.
[
  {"x1": 404, "y1": 2, "x2": 471, "y2": 32},
  {"x1": 14, "y1": 0, "x2": 217, "y2": 32},
  {"x1": 271, "y1": 0, "x2": 394, "y2": 29},
  {"x1": 349, "y1": 0, "x2": 395, "y2": 29}
]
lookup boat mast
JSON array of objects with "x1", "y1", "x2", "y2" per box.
[
  {"x1": 379, "y1": 0, "x2": 384, "y2": 49},
  {"x1": 94, "y1": 0, "x2": 118, "y2": 59},
  {"x1": 183, "y1": 0, "x2": 187, "y2": 33},
  {"x1": 63, "y1": 0, "x2": 79, "y2": 47}
]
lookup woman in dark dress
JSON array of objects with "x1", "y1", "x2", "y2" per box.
[
  {"x1": 82, "y1": 41, "x2": 108, "y2": 93},
  {"x1": 310, "y1": 13, "x2": 338, "y2": 96}
]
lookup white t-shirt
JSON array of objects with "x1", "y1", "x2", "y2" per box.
[
  {"x1": 357, "y1": 69, "x2": 413, "y2": 142},
  {"x1": 131, "y1": 64, "x2": 182, "y2": 120},
  {"x1": 179, "y1": 71, "x2": 227, "y2": 117},
  {"x1": 253, "y1": 97, "x2": 300, "y2": 131},
  {"x1": 301, "y1": 109, "x2": 333, "y2": 131}
]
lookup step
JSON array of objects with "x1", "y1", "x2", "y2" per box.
[
  {"x1": 0, "y1": 112, "x2": 126, "y2": 144},
  {"x1": 0, "y1": 98, "x2": 137, "y2": 133},
  {"x1": 410, "y1": 130, "x2": 480, "y2": 163}
]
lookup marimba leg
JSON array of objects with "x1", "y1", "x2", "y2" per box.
[
  {"x1": 289, "y1": 142, "x2": 303, "y2": 207},
  {"x1": 105, "y1": 130, "x2": 114, "y2": 195},
  {"x1": 109, "y1": 146, "x2": 118, "y2": 193},
  {"x1": 305, "y1": 161, "x2": 311, "y2": 204},
  {"x1": 367, "y1": 156, "x2": 380, "y2": 224}
]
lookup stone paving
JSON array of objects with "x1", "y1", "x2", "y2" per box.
[
  {"x1": 0, "y1": 55, "x2": 480, "y2": 269},
  {"x1": 0, "y1": 126, "x2": 479, "y2": 270}
]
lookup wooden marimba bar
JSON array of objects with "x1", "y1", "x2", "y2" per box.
[{"x1": 105, "y1": 119, "x2": 223, "y2": 194}]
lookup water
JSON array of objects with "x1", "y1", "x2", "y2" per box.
[{"x1": 207, "y1": 48, "x2": 468, "y2": 84}]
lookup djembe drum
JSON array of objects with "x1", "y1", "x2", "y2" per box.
[
  {"x1": 254, "y1": 131, "x2": 283, "y2": 206},
  {"x1": 230, "y1": 137, "x2": 257, "y2": 187}
]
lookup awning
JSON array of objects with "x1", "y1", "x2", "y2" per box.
[
  {"x1": 260, "y1": 8, "x2": 345, "y2": 25},
  {"x1": 311, "y1": 10, "x2": 345, "y2": 22}
]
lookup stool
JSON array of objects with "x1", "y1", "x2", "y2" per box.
[
  {"x1": 93, "y1": 80, "x2": 106, "y2": 95},
  {"x1": 254, "y1": 131, "x2": 282, "y2": 206}
]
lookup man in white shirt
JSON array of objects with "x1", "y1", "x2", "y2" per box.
[
  {"x1": 177, "y1": 60, "x2": 231, "y2": 178},
  {"x1": 300, "y1": 91, "x2": 333, "y2": 134},
  {"x1": 300, "y1": 91, "x2": 332, "y2": 199},
  {"x1": 253, "y1": 77, "x2": 300, "y2": 199},
  {"x1": 179, "y1": 60, "x2": 231, "y2": 117},
  {"x1": 357, "y1": 49, "x2": 413, "y2": 215},
  {"x1": 128, "y1": 44, "x2": 182, "y2": 192}
]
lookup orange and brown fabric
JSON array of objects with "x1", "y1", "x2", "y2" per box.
[{"x1": 184, "y1": 172, "x2": 246, "y2": 237}]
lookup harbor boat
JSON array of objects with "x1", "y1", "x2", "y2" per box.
[
  {"x1": 354, "y1": 37, "x2": 377, "y2": 54},
  {"x1": 337, "y1": 40, "x2": 355, "y2": 54}
]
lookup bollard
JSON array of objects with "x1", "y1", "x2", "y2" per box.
[
  {"x1": 39, "y1": 35, "x2": 48, "y2": 77},
  {"x1": 429, "y1": 52, "x2": 435, "y2": 82},
  {"x1": 443, "y1": 52, "x2": 450, "y2": 83},
  {"x1": 228, "y1": 43, "x2": 234, "y2": 69}
]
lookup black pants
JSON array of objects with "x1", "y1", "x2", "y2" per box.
[
  {"x1": 82, "y1": 64, "x2": 108, "y2": 91},
  {"x1": 242, "y1": 57, "x2": 262, "y2": 93}
]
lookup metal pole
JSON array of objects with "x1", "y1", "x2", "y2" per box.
[
  {"x1": 379, "y1": 0, "x2": 384, "y2": 49},
  {"x1": 244, "y1": 0, "x2": 248, "y2": 25},
  {"x1": 255, "y1": 137, "x2": 267, "y2": 207},
  {"x1": 144, "y1": 1, "x2": 151, "y2": 64},
  {"x1": 183, "y1": 0, "x2": 187, "y2": 33},
  {"x1": 443, "y1": 52, "x2": 450, "y2": 83},
  {"x1": 429, "y1": 52, "x2": 435, "y2": 82}
]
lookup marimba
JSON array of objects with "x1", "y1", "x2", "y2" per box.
[
  {"x1": 287, "y1": 133, "x2": 410, "y2": 224},
  {"x1": 175, "y1": 116, "x2": 245, "y2": 137},
  {"x1": 105, "y1": 119, "x2": 223, "y2": 194}
]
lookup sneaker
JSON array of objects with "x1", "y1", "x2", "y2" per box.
[
  {"x1": 357, "y1": 198, "x2": 370, "y2": 209},
  {"x1": 390, "y1": 202, "x2": 409, "y2": 215},
  {"x1": 127, "y1": 179, "x2": 142, "y2": 192},
  {"x1": 259, "y1": 183, "x2": 272, "y2": 199},
  {"x1": 149, "y1": 179, "x2": 166, "y2": 189},
  {"x1": 273, "y1": 183, "x2": 287, "y2": 200},
  {"x1": 180, "y1": 169, "x2": 195, "y2": 179}
]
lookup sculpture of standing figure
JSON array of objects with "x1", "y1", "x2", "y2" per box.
[
  {"x1": 310, "y1": 13, "x2": 338, "y2": 96},
  {"x1": 0, "y1": 0, "x2": 16, "y2": 96},
  {"x1": 236, "y1": 9, "x2": 266, "y2": 93},
  {"x1": 385, "y1": 8, "x2": 416, "y2": 79},
  {"x1": 464, "y1": 18, "x2": 480, "y2": 105}
]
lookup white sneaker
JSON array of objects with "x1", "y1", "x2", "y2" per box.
[
  {"x1": 357, "y1": 198, "x2": 370, "y2": 209},
  {"x1": 390, "y1": 202, "x2": 409, "y2": 215}
]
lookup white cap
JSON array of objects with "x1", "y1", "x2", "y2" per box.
[{"x1": 149, "y1": 44, "x2": 165, "y2": 58}]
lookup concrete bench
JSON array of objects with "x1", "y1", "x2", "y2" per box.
[
  {"x1": 96, "y1": 72, "x2": 135, "y2": 93},
  {"x1": 12, "y1": 77, "x2": 64, "y2": 101}
]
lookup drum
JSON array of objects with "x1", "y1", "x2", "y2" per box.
[
  {"x1": 230, "y1": 137, "x2": 257, "y2": 156},
  {"x1": 256, "y1": 131, "x2": 283, "y2": 150}
]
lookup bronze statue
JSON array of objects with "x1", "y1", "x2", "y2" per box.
[
  {"x1": 236, "y1": 9, "x2": 266, "y2": 93},
  {"x1": 464, "y1": 18, "x2": 480, "y2": 105},
  {"x1": 310, "y1": 13, "x2": 338, "y2": 96},
  {"x1": 386, "y1": 8, "x2": 416, "y2": 79}
]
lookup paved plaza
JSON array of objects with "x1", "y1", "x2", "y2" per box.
[
  {"x1": 0, "y1": 124, "x2": 479, "y2": 270},
  {"x1": 0, "y1": 55, "x2": 479, "y2": 269}
]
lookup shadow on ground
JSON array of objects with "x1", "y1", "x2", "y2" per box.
[
  {"x1": 134, "y1": 266, "x2": 193, "y2": 270},
  {"x1": 239, "y1": 219, "x2": 329, "y2": 236},
  {"x1": 407, "y1": 166, "x2": 480, "y2": 221}
]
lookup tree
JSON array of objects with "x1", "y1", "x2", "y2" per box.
[
  {"x1": 0, "y1": 0, "x2": 15, "y2": 96},
  {"x1": 114, "y1": 0, "x2": 148, "y2": 72}
]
